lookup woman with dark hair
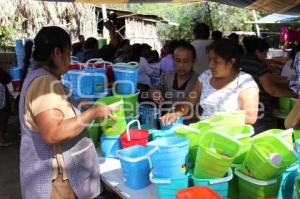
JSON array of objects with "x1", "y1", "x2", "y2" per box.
[
  {"x1": 161, "y1": 39, "x2": 259, "y2": 125},
  {"x1": 19, "y1": 26, "x2": 114, "y2": 199}
]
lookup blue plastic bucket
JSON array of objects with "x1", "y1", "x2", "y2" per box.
[
  {"x1": 192, "y1": 168, "x2": 233, "y2": 199},
  {"x1": 8, "y1": 67, "x2": 22, "y2": 80},
  {"x1": 116, "y1": 145, "x2": 158, "y2": 189},
  {"x1": 150, "y1": 172, "x2": 189, "y2": 199},
  {"x1": 295, "y1": 139, "x2": 300, "y2": 167},
  {"x1": 100, "y1": 135, "x2": 121, "y2": 158},
  {"x1": 113, "y1": 62, "x2": 139, "y2": 94},
  {"x1": 147, "y1": 137, "x2": 189, "y2": 178},
  {"x1": 149, "y1": 129, "x2": 176, "y2": 141},
  {"x1": 139, "y1": 104, "x2": 158, "y2": 129},
  {"x1": 160, "y1": 117, "x2": 184, "y2": 130},
  {"x1": 84, "y1": 67, "x2": 107, "y2": 97},
  {"x1": 68, "y1": 70, "x2": 93, "y2": 99},
  {"x1": 278, "y1": 163, "x2": 299, "y2": 199}
]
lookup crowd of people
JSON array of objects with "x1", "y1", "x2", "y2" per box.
[{"x1": 1, "y1": 21, "x2": 300, "y2": 198}]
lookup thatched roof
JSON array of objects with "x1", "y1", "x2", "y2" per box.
[{"x1": 0, "y1": 0, "x2": 97, "y2": 42}]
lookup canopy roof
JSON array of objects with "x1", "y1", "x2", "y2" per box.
[
  {"x1": 250, "y1": 13, "x2": 300, "y2": 24},
  {"x1": 39, "y1": 0, "x2": 300, "y2": 16}
]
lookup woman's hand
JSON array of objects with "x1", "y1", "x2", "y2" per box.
[
  {"x1": 160, "y1": 112, "x2": 182, "y2": 126},
  {"x1": 92, "y1": 105, "x2": 117, "y2": 121}
]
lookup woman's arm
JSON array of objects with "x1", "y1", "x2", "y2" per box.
[
  {"x1": 285, "y1": 99, "x2": 300, "y2": 129},
  {"x1": 161, "y1": 81, "x2": 202, "y2": 125},
  {"x1": 34, "y1": 105, "x2": 115, "y2": 145},
  {"x1": 239, "y1": 87, "x2": 259, "y2": 124}
]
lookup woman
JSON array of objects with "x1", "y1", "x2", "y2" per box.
[
  {"x1": 148, "y1": 40, "x2": 199, "y2": 122},
  {"x1": 19, "y1": 26, "x2": 114, "y2": 199},
  {"x1": 161, "y1": 39, "x2": 259, "y2": 126}
]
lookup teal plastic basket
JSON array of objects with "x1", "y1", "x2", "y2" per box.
[
  {"x1": 150, "y1": 172, "x2": 189, "y2": 199},
  {"x1": 192, "y1": 168, "x2": 233, "y2": 199}
]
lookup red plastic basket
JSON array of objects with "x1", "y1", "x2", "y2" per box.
[
  {"x1": 120, "y1": 120, "x2": 149, "y2": 148},
  {"x1": 176, "y1": 186, "x2": 222, "y2": 199}
]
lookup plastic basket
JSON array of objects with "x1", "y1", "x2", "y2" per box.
[
  {"x1": 193, "y1": 131, "x2": 242, "y2": 178},
  {"x1": 113, "y1": 62, "x2": 139, "y2": 94},
  {"x1": 150, "y1": 172, "x2": 189, "y2": 199},
  {"x1": 116, "y1": 145, "x2": 158, "y2": 189},
  {"x1": 277, "y1": 163, "x2": 298, "y2": 199},
  {"x1": 149, "y1": 129, "x2": 176, "y2": 141},
  {"x1": 242, "y1": 134, "x2": 297, "y2": 180},
  {"x1": 235, "y1": 168, "x2": 280, "y2": 199},
  {"x1": 192, "y1": 168, "x2": 233, "y2": 199},
  {"x1": 100, "y1": 135, "x2": 121, "y2": 158},
  {"x1": 174, "y1": 124, "x2": 211, "y2": 164},
  {"x1": 160, "y1": 117, "x2": 184, "y2": 130},
  {"x1": 95, "y1": 96, "x2": 126, "y2": 136},
  {"x1": 114, "y1": 90, "x2": 140, "y2": 117},
  {"x1": 176, "y1": 186, "x2": 222, "y2": 199},
  {"x1": 120, "y1": 120, "x2": 149, "y2": 148},
  {"x1": 147, "y1": 137, "x2": 189, "y2": 178}
]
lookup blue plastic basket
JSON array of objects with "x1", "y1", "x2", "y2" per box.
[
  {"x1": 113, "y1": 62, "x2": 139, "y2": 94},
  {"x1": 150, "y1": 172, "x2": 189, "y2": 199},
  {"x1": 116, "y1": 145, "x2": 158, "y2": 190},
  {"x1": 192, "y1": 168, "x2": 233, "y2": 199},
  {"x1": 84, "y1": 67, "x2": 107, "y2": 97},
  {"x1": 147, "y1": 137, "x2": 189, "y2": 178},
  {"x1": 160, "y1": 117, "x2": 184, "y2": 130},
  {"x1": 149, "y1": 129, "x2": 176, "y2": 141},
  {"x1": 68, "y1": 70, "x2": 94, "y2": 99},
  {"x1": 278, "y1": 163, "x2": 299, "y2": 199},
  {"x1": 100, "y1": 135, "x2": 121, "y2": 158},
  {"x1": 8, "y1": 67, "x2": 22, "y2": 80},
  {"x1": 139, "y1": 104, "x2": 158, "y2": 129}
]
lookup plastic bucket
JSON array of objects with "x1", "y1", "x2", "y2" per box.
[
  {"x1": 253, "y1": 128, "x2": 294, "y2": 148},
  {"x1": 100, "y1": 135, "x2": 121, "y2": 158},
  {"x1": 192, "y1": 168, "x2": 233, "y2": 198},
  {"x1": 116, "y1": 145, "x2": 158, "y2": 189},
  {"x1": 150, "y1": 172, "x2": 189, "y2": 199},
  {"x1": 139, "y1": 104, "x2": 158, "y2": 129},
  {"x1": 235, "y1": 168, "x2": 280, "y2": 199},
  {"x1": 174, "y1": 124, "x2": 211, "y2": 164},
  {"x1": 114, "y1": 90, "x2": 140, "y2": 117},
  {"x1": 209, "y1": 125, "x2": 254, "y2": 164},
  {"x1": 8, "y1": 67, "x2": 22, "y2": 80},
  {"x1": 120, "y1": 120, "x2": 149, "y2": 148},
  {"x1": 277, "y1": 163, "x2": 298, "y2": 199},
  {"x1": 296, "y1": 140, "x2": 300, "y2": 167},
  {"x1": 68, "y1": 70, "x2": 93, "y2": 99},
  {"x1": 84, "y1": 67, "x2": 107, "y2": 97},
  {"x1": 228, "y1": 164, "x2": 240, "y2": 199},
  {"x1": 278, "y1": 97, "x2": 292, "y2": 114},
  {"x1": 176, "y1": 186, "x2": 222, "y2": 199},
  {"x1": 160, "y1": 117, "x2": 184, "y2": 130},
  {"x1": 193, "y1": 131, "x2": 242, "y2": 178},
  {"x1": 89, "y1": 59, "x2": 114, "y2": 84},
  {"x1": 113, "y1": 62, "x2": 139, "y2": 94},
  {"x1": 149, "y1": 129, "x2": 176, "y2": 141},
  {"x1": 95, "y1": 96, "x2": 126, "y2": 136},
  {"x1": 147, "y1": 137, "x2": 189, "y2": 178},
  {"x1": 242, "y1": 134, "x2": 297, "y2": 180}
]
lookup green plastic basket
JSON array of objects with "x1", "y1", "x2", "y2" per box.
[
  {"x1": 95, "y1": 96, "x2": 126, "y2": 136},
  {"x1": 113, "y1": 90, "x2": 140, "y2": 117},
  {"x1": 87, "y1": 121, "x2": 100, "y2": 147},
  {"x1": 174, "y1": 124, "x2": 212, "y2": 164},
  {"x1": 278, "y1": 97, "x2": 292, "y2": 114},
  {"x1": 252, "y1": 128, "x2": 294, "y2": 148},
  {"x1": 242, "y1": 135, "x2": 297, "y2": 180},
  {"x1": 209, "y1": 125, "x2": 254, "y2": 164},
  {"x1": 193, "y1": 131, "x2": 242, "y2": 179},
  {"x1": 235, "y1": 168, "x2": 281, "y2": 199},
  {"x1": 228, "y1": 164, "x2": 240, "y2": 199}
]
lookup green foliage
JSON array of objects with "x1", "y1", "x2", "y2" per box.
[{"x1": 110, "y1": 2, "x2": 261, "y2": 42}]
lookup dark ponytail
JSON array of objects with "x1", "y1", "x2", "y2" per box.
[{"x1": 33, "y1": 26, "x2": 71, "y2": 64}]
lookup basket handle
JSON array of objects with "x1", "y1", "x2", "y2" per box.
[
  {"x1": 127, "y1": 62, "x2": 139, "y2": 67},
  {"x1": 93, "y1": 60, "x2": 113, "y2": 69},
  {"x1": 209, "y1": 168, "x2": 233, "y2": 184},
  {"x1": 126, "y1": 119, "x2": 141, "y2": 141},
  {"x1": 149, "y1": 172, "x2": 171, "y2": 184},
  {"x1": 115, "y1": 146, "x2": 159, "y2": 163}
]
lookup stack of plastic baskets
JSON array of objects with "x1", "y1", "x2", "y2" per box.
[
  {"x1": 139, "y1": 104, "x2": 159, "y2": 129},
  {"x1": 176, "y1": 186, "x2": 222, "y2": 199},
  {"x1": 68, "y1": 69, "x2": 94, "y2": 99},
  {"x1": 147, "y1": 137, "x2": 190, "y2": 199},
  {"x1": 209, "y1": 125, "x2": 254, "y2": 164},
  {"x1": 174, "y1": 124, "x2": 211, "y2": 164},
  {"x1": 235, "y1": 168, "x2": 281, "y2": 199},
  {"x1": 116, "y1": 145, "x2": 157, "y2": 189},
  {"x1": 15, "y1": 39, "x2": 25, "y2": 68},
  {"x1": 241, "y1": 134, "x2": 297, "y2": 180},
  {"x1": 83, "y1": 67, "x2": 107, "y2": 99},
  {"x1": 193, "y1": 131, "x2": 242, "y2": 178},
  {"x1": 277, "y1": 163, "x2": 299, "y2": 199},
  {"x1": 192, "y1": 168, "x2": 233, "y2": 199},
  {"x1": 96, "y1": 96, "x2": 126, "y2": 157}
]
